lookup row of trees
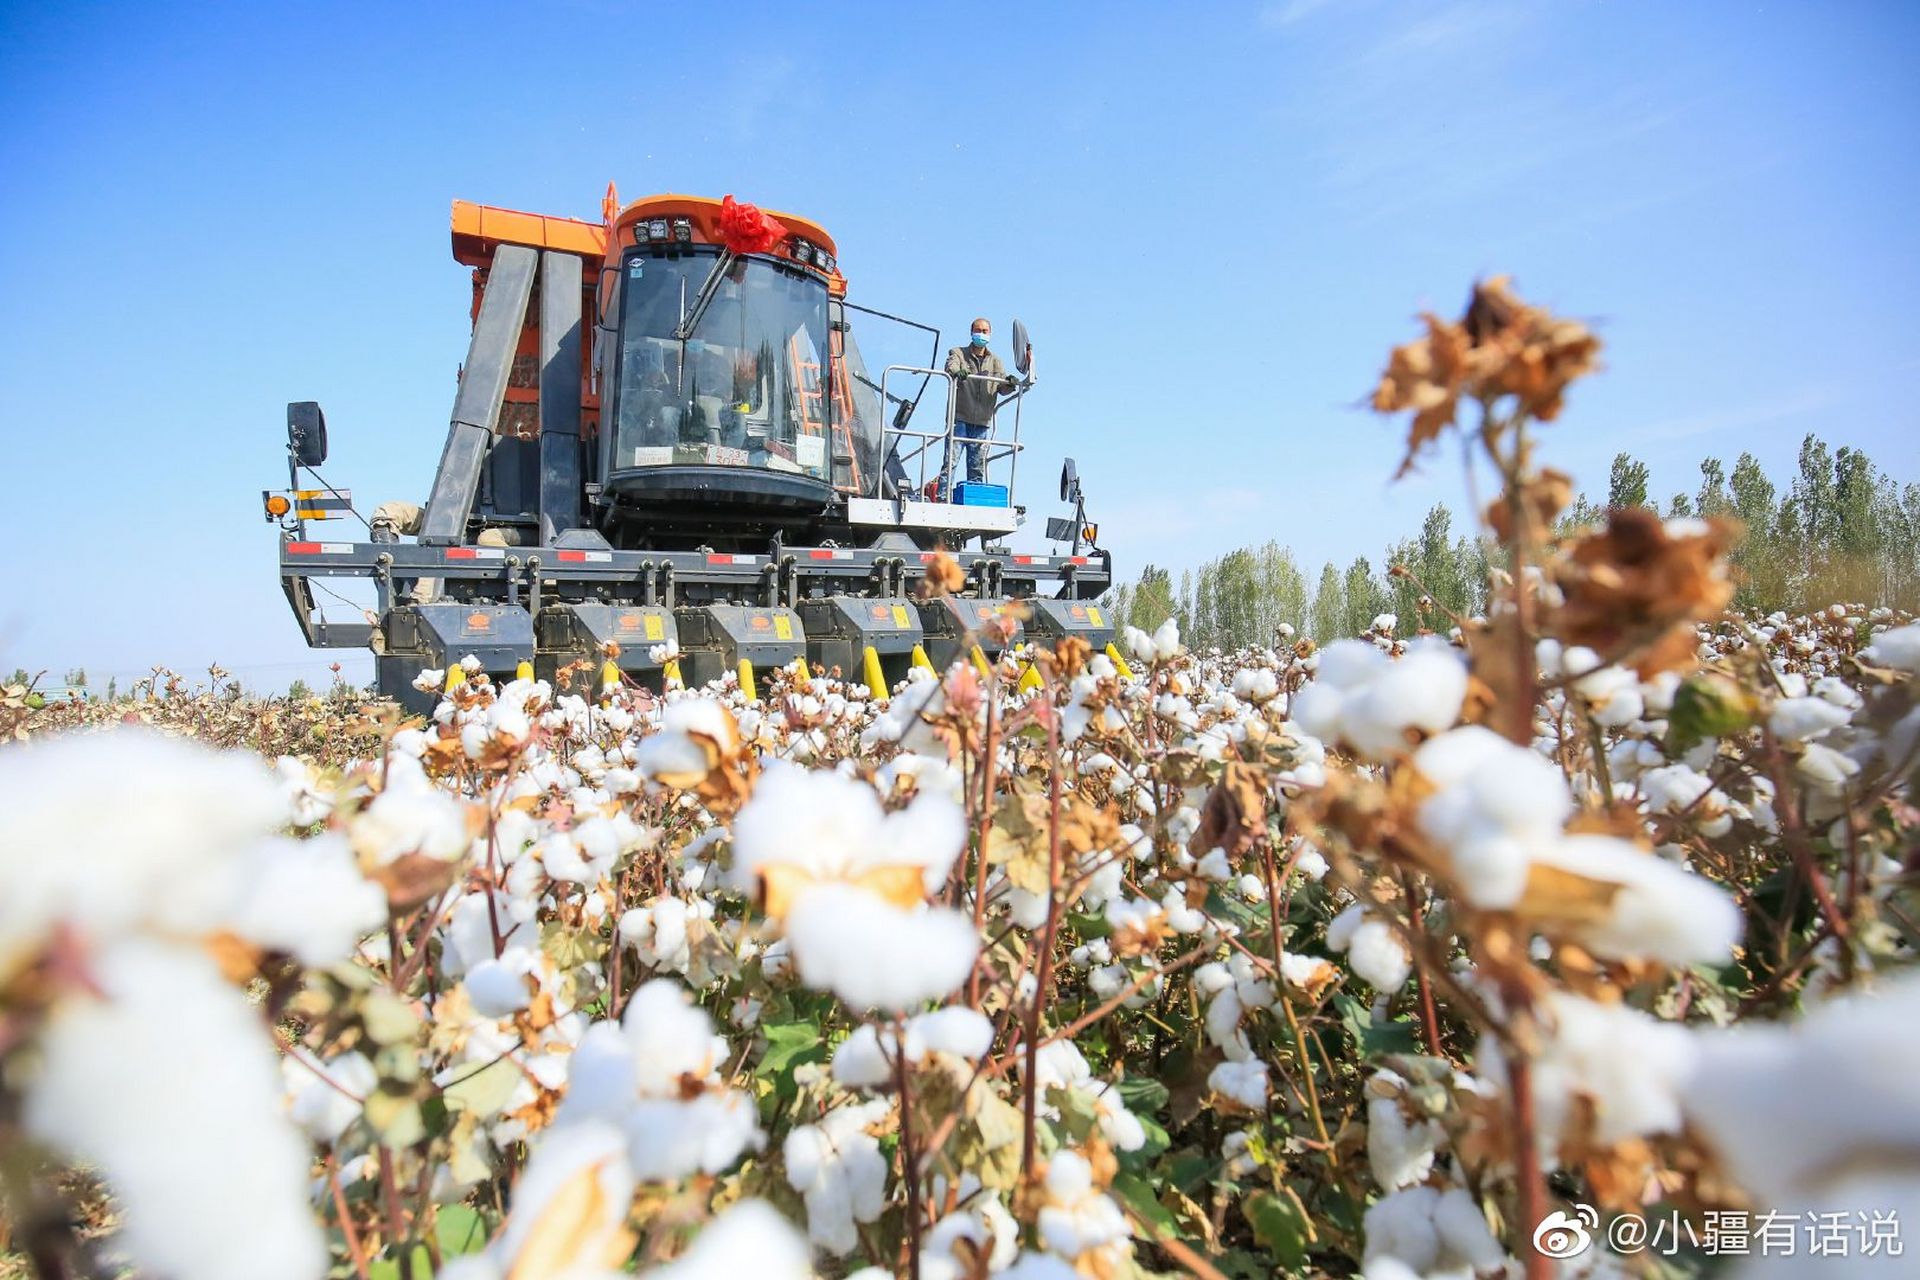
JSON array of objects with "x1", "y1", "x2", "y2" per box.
[{"x1": 1103, "y1": 434, "x2": 1917, "y2": 648}]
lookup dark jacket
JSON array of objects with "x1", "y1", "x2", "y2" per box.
[{"x1": 945, "y1": 344, "x2": 1017, "y2": 426}]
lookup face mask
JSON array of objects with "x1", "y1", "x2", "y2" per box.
[{"x1": 970, "y1": 332, "x2": 989, "y2": 347}]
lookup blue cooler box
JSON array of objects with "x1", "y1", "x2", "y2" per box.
[{"x1": 953, "y1": 482, "x2": 1010, "y2": 507}]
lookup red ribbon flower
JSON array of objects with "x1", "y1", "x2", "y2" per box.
[{"x1": 717, "y1": 195, "x2": 788, "y2": 255}]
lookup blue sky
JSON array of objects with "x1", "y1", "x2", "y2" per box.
[{"x1": 4, "y1": 1, "x2": 1916, "y2": 689}]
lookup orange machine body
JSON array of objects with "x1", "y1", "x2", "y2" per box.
[{"x1": 445, "y1": 186, "x2": 844, "y2": 443}]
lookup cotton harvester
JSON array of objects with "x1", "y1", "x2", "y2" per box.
[{"x1": 267, "y1": 187, "x2": 1112, "y2": 708}]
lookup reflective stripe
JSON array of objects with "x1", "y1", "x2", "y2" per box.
[
  {"x1": 807, "y1": 548, "x2": 852, "y2": 560},
  {"x1": 557, "y1": 549, "x2": 612, "y2": 563},
  {"x1": 707, "y1": 553, "x2": 760, "y2": 565},
  {"x1": 445, "y1": 547, "x2": 506, "y2": 561},
  {"x1": 286, "y1": 542, "x2": 354, "y2": 555}
]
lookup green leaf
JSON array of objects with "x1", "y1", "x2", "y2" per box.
[
  {"x1": 363, "y1": 1088, "x2": 426, "y2": 1148},
  {"x1": 435, "y1": 1203, "x2": 488, "y2": 1257},
  {"x1": 1664, "y1": 672, "x2": 1756, "y2": 755},
  {"x1": 1245, "y1": 1188, "x2": 1308, "y2": 1270},
  {"x1": 367, "y1": 1245, "x2": 432, "y2": 1279},
  {"x1": 1049, "y1": 1084, "x2": 1101, "y2": 1144},
  {"x1": 1117, "y1": 1075, "x2": 1170, "y2": 1115},
  {"x1": 1335, "y1": 994, "x2": 1421, "y2": 1060},
  {"x1": 441, "y1": 1058, "x2": 519, "y2": 1117},
  {"x1": 761, "y1": 1018, "x2": 827, "y2": 1076},
  {"x1": 1067, "y1": 910, "x2": 1112, "y2": 939},
  {"x1": 1112, "y1": 1171, "x2": 1178, "y2": 1239},
  {"x1": 360, "y1": 989, "x2": 419, "y2": 1046}
]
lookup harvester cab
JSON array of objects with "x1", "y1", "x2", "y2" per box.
[{"x1": 268, "y1": 187, "x2": 1112, "y2": 708}]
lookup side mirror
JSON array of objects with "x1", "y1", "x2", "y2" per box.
[
  {"x1": 287, "y1": 401, "x2": 328, "y2": 468},
  {"x1": 1010, "y1": 318, "x2": 1033, "y2": 377},
  {"x1": 1060, "y1": 457, "x2": 1079, "y2": 503}
]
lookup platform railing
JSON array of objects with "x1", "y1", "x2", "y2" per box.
[{"x1": 877, "y1": 365, "x2": 1032, "y2": 502}]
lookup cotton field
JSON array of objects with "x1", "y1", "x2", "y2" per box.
[{"x1": 4, "y1": 282, "x2": 1920, "y2": 1280}]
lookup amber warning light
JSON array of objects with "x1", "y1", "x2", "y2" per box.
[{"x1": 264, "y1": 488, "x2": 353, "y2": 522}]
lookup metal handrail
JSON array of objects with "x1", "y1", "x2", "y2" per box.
[{"x1": 878, "y1": 363, "x2": 1033, "y2": 502}]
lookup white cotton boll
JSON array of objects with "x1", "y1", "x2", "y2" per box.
[
  {"x1": 1326, "y1": 902, "x2": 1366, "y2": 951},
  {"x1": 464, "y1": 955, "x2": 535, "y2": 1017},
  {"x1": 784, "y1": 1100, "x2": 891, "y2": 1256},
  {"x1": 619, "y1": 979, "x2": 728, "y2": 1093},
  {"x1": 1087, "y1": 962, "x2": 1131, "y2": 1001},
  {"x1": 1342, "y1": 643, "x2": 1467, "y2": 755},
  {"x1": 571, "y1": 815, "x2": 626, "y2": 868},
  {"x1": 1795, "y1": 743, "x2": 1860, "y2": 794},
  {"x1": 284, "y1": 1051, "x2": 376, "y2": 1145},
  {"x1": 275, "y1": 756, "x2": 333, "y2": 826},
  {"x1": 226, "y1": 834, "x2": 388, "y2": 967},
  {"x1": 538, "y1": 831, "x2": 598, "y2": 885},
  {"x1": 1289, "y1": 682, "x2": 1345, "y2": 747},
  {"x1": 1348, "y1": 920, "x2": 1412, "y2": 992},
  {"x1": 732, "y1": 763, "x2": 965, "y2": 896},
  {"x1": 1282, "y1": 952, "x2": 1337, "y2": 995},
  {"x1": 624, "y1": 1091, "x2": 764, "y2": 1181},
  {"x1": 1810, "y1": 675, "x2": 1862, "y2": 710},
  {"x1": 1362, "y1": 1186, "x2": 1504, "y2": 1276},
  {"x1": 1006, "y1": 885, "x2": 1051, "y2": 930},
  {"x1": 1193, "y1": 961, "x2": 1233, "y2": 997},
  {"x1": 1088, "y1": 1082, "x2": 1147, "y2": 1151},
  {"x1": 1412, "y1": 725, "x2": 1571, "y2": 907},
  {"x1": 1208, "y1": 1059, "x2": 1270, "y2": 1110},
  {"x1": 649, "y1": 1200, "x2": 811, "y2": 1280},
  {"x1": 1232, "y1": 668, "x2": 1279, "y2": 703},
  {"x1": 1366, "y1": 1075, "x2": 1441, "y2": 1190},
  {"x1": 1035, "y1": 1038, "x2": 1093, "y2": 1100},
  {"x1": 1205, "y1": 986, "x2": 1253, "y2": 1060},
  {"x1": 1037, "y1": 1151, "x2": 1133, "y2": 1260},
  {"x1": 350, "y1": 772, "x2": 472, "y2": 866},
  {"x1": 1683, "y1": 972, "x2": 1920, "y2": 1210},
  {"x1": 1123, "y1": 625, "x2": 1157, "y2": 664},
  {"x1": 413, "y1": 668, "x2": 445, "y2": 692},
  {"x1": 23, "y1": 939, "x2": 327, "y2": 1280},
  {"x1": 0, "y1": 729, "x2": 292, "y2": 961},
  {"x1": 1769, "y1": 696, "x2": 1851, "y2": 742},
  {"x1": 1295, "y1": 844, "x2": 1330, "y2": 881},
  {"x1": 1151, "y1": 617, "x2": 1182, "y2": 660},
  {"x1": 555, "y1": 1023, "x2": 636, "y2": 1124},
  {"x1": 831, "y1": 1025, "x2": 892, "y2": 1087},
  {"x1": 1195, "y1": 847, "x2": 1233, "y2": 881},
  {"x1": 909, "y1": 1006, "x2": 994, "y2": 1061},
  {"x1": 1481, "y1": 992, "x2": 1697, "y2": 1157},
  {"x1": 439, "y1": 890, "x2": 532, "y2": 977},
  {"x1": 1861, "y1": 622, "x2": 1920, "y2": 671},
  {"x1": 636, "y1": 696, "x2": 734, "y2": 780},
  {"x1": 1160, "y1": 883, "x2": 1206, "y2": 934},
  {"x1": 1318, "y1": 639, "x2": 1389, "y2": 689},
  {"x1": 1534, "y1": 835, "x2": 1741, "y2": 966},
  {"x1": 784, "y1": 886, "x2": 978, "y2": 1011},
  {"x1": 486, "y1": 1121, "x2": 634, "y2": 1275},
  {"x1": 1447, "y1": 829, "x2": 1534, "y2": 910}
]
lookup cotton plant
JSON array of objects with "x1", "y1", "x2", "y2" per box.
[{"x1": 7, "y1": 278, "x2": 1920, "y2": 1279}]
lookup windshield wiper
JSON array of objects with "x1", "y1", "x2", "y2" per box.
[{"x1": 673, "y1": 249, "x2": 737, "y2": 341}]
